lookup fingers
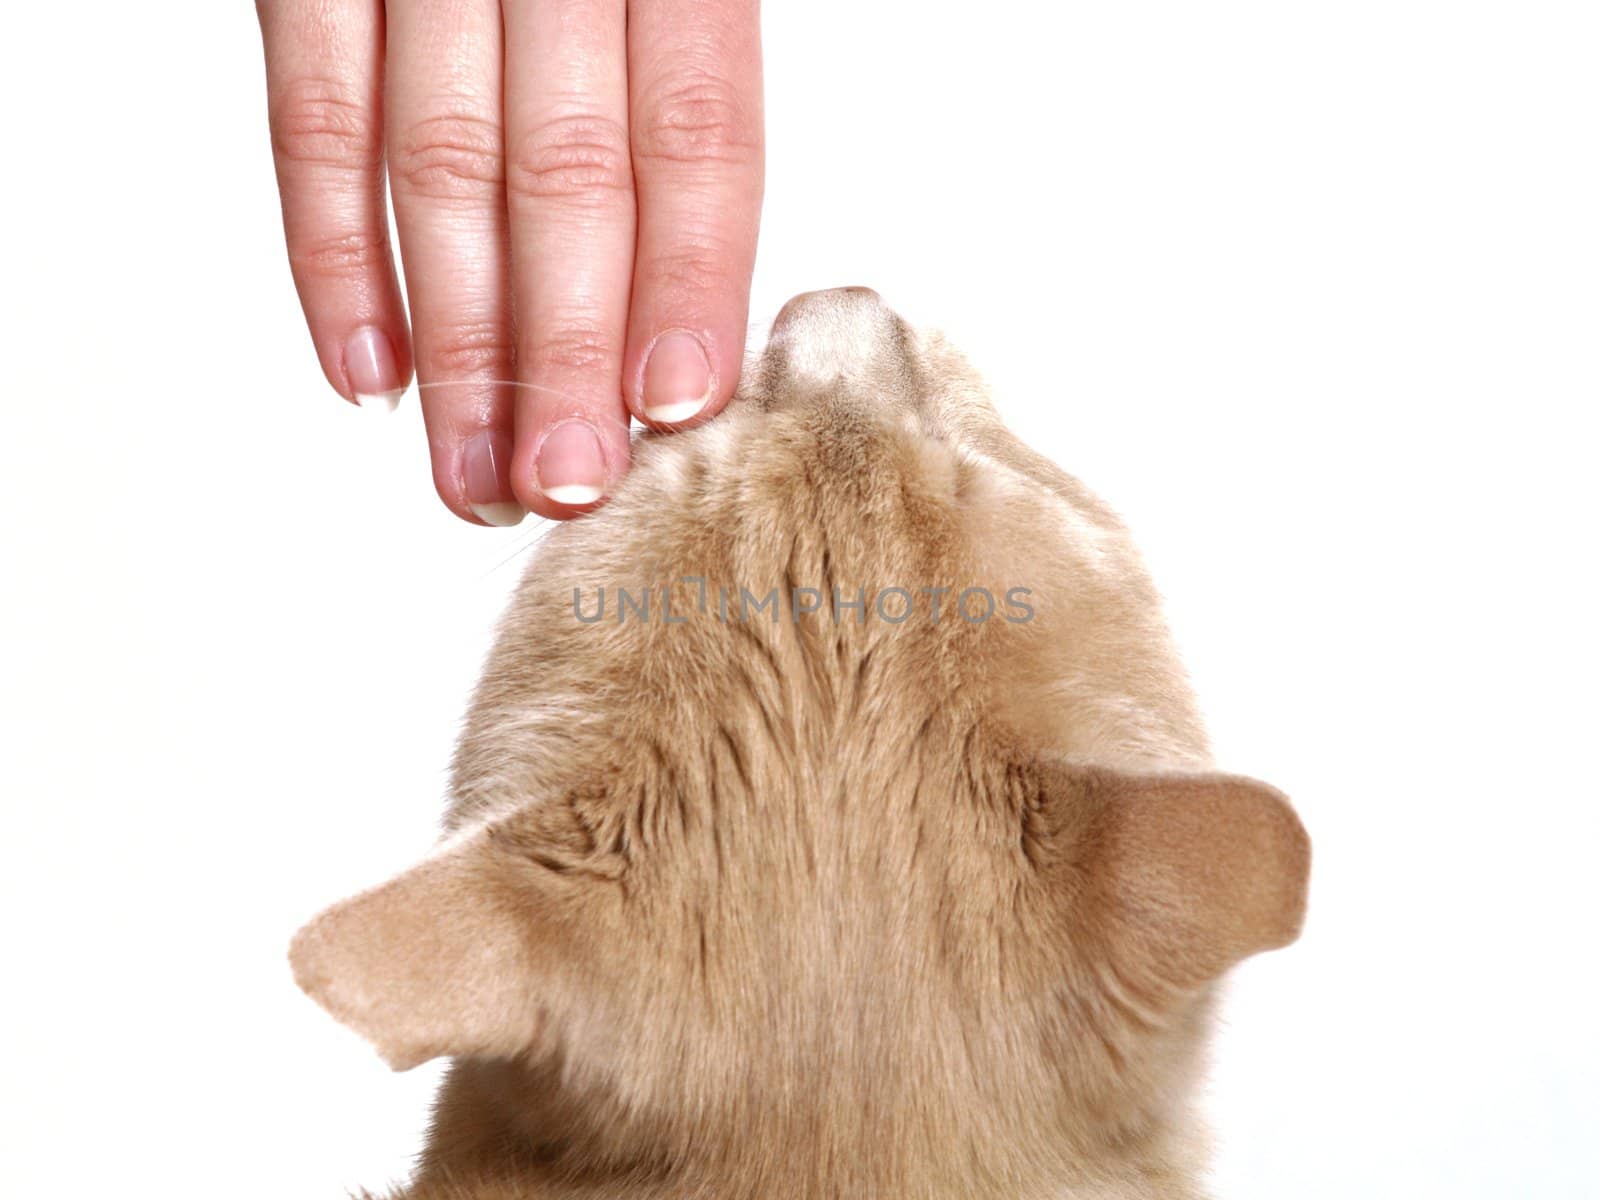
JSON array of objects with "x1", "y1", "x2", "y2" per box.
[
  {"x1": 624, "y1": 0, "x2": 764, "y2": 430},
  {"x1": 264, "y1": 0, "x2": 765, "y2": 525},
  {"x1": 385, "y1": 0, "x2": 520, "y2": 525},
  {"x1": 259, "y1": 0, "x2": 412, "y2": 408},
  {"x1": 502, "y1": 0, "x2": 636, "y2": 518}
]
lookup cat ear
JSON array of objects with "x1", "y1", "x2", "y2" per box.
[
  {"x1": 288, "y1": 830, "x2": 548, "y2": 1071},
  {"x1": 1065, "y1": 768, "x2": 1311, "y2": 992}
]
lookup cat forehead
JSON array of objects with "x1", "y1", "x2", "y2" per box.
[{"x1": 448, "y1": 419, "x2": 1003, "y2": 830}]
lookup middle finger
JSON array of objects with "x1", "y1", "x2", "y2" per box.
[{"x1": 503, "y1": 0, "x2": 636, "y2": 515}]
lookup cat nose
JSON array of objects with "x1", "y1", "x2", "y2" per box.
[
  {"x1": 771, "y1": 286, "x2": 882, "y2": 335},
  {"x1": 767, "y1": 287, "x2": 903, "y2": 383}
]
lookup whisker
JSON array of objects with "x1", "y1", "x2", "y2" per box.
[
  {"x1": 413, "y1": 378, "x2": 586, "y2": 398},
  {"x1": 411, "y1": 379, "x2": 634, "y2": 438},
  {"x1": 479, "y1": 528, "x2": 543, "y2": 579}
]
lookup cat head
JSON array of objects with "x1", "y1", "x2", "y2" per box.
[{"x1": 291, "y1": 289, "x2": 1309, "y2": 1195}]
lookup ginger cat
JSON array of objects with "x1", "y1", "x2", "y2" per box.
[{"x1": 291, "y1": 287, "x2": 1310, "y2": 1199}]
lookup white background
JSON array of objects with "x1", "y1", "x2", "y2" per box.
[{"x1": 1, "y1": 2, "x2": 1595, "y2": 1196}]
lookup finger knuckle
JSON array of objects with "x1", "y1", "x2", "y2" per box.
[
  {"x1": 392, "y1": 113, "x2": 504, "y2": 201},
  {"x1": 506, "y1": 114, "x2": 632, "y2": 206},
  {"x1": 426, "y1": 322, "x2": 516, "y2": 377},
  {"x1": 289, "y1": 229, "x2": 389, "y2": 280},
  {"x1": 270, "y1": 79, "x2": 380, "y2": 171},
  {"x1": 530, "y1": 324, "x2": 616, "y2": 376},
  {"x1": 635, "y1": 74, "x2": 759, "y2": 169},
  {"x1": 644, "y1": 243, "x2": 730, "y2": 299}
]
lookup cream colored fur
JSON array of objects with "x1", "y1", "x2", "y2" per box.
[{"x1": 292, "y1": 288, "x2": 1310, "y2": 1199}]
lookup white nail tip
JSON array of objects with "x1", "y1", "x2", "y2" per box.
[
  {"x1": 469, "y1": 502, "x2": 526, "y2": 527},
  {"x1": 355, "y1": 389, "x2": 403, "y2": 413},
  {"x1": 543, "y1": 483, "x2": 605, "y2": 507},
  {"x1": 642, "y1": 398, "x2": 706, "y2": 425}
]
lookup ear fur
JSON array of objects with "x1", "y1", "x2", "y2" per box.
[
  {"x1": 289, "y1": 832, "x2": 546, "y2": 1070},
  {"x1": 1070, "y1": 767, "x2": 1311, "y2": 992}
]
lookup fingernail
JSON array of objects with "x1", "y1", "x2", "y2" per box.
[
  {"x1": 345, "y1": 326, "x2": 403, "y2": 410},
  {"x1": 462, "y1": 431, "x2": 524, "y2": 527},
  {"x1": 536, "y1": 420, "x2": 607, "y2": 507},
  {"x1": 641, "y1": 330, "x2": 713, "y2": 424}
]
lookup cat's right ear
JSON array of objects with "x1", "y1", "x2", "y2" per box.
[
  {"x1": 1039, "y1": 765, "x2": 1311, "y2": 995},
  {"x1": 289, "y1": 826, "x2": 568, "y2": 1071}
]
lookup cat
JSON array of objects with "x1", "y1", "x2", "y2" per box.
[{"x1": 291, "y1": 286, "x2": 1310, "y2": 1199}]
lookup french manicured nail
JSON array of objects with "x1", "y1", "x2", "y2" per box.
[
  {"x1": 462, "y1": 431, "x2": 524, "y2": 527},
  {"x1": 345, "y1": 326, "x2": 403, "y2": 410},
  {"x1": 641, "y1": 330, "x2": 713, "y2": 424},
  {"x1": 536, "y1": 420, "x2": 607, "y2": 507}
]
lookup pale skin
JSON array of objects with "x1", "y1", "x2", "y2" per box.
[{"x1": 257, "y1": 0, "x2": 763, "y2": 524}]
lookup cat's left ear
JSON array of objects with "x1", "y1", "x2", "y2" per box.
[{"x1": 288, "y1": 828, "x2": 563, "y2": 1071}]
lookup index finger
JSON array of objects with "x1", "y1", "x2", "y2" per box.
[{"x1": 624, "y1": 0, "x2": 764, "y2": 429}]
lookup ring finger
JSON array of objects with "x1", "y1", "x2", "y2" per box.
[{"x1": 387, "y1": 0, "x2": 521, "y2": 525}]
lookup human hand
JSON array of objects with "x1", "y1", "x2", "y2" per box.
[{"x1": 258, "y1": 0, "x2": 763, "y2": 523}]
